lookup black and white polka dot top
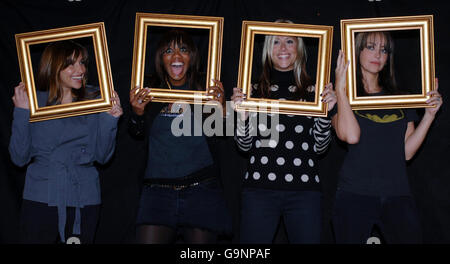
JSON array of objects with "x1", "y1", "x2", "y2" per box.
[{"x1": 234, "y1": 70, "x2": 332, "y2": 191}]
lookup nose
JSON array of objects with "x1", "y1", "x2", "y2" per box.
[
  {"x1": 375, "y1": 49, "x2": 382, "y2": 58},
  {"x1": 173, "y1": 48, "x2": 182, "y2": 58},
  {"x1": 74, "y1": 62, "x2": 85, "y2": 74},
  {"x1": 280, "y1": 41, "x2": 287, "y2": 51}
]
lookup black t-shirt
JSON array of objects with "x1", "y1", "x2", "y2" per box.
[{"x1": 338, "y1": 107, "x2": 419, "y2": 196}]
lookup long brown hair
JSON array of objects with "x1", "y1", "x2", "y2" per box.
[
  {"x1": 154, "y1": 29, "x2": 202, "y2": 90},
  {"x1": 355, "y1": 31, "x2": 398, "y2": 95},
  {"x1": 258, "y1": 19, "x2": 311, "y2": 100},
  {"x1": 36, "y1": 40, "x2": 89, "y2": 105}
]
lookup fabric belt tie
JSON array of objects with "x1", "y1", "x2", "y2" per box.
[{"x1": 50, "y1": 161, "x2": 82, "y2": 243}]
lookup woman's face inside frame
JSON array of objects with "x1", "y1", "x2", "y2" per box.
[
  {"x1": 162, "y1": 41, "x2": 191, "y2": 86},
  {"x1": 58, "y1": 53, "x2": 86, "y2": 91},
  {"x1": 359, "y1": 32, "x2": 389, "y2": 77},
  {"x1": 270, "y1": 35, "x2": 298, "y2": 72}
]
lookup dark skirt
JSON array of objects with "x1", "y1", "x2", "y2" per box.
[{"x1": 135, "y1": 177, "x2": 232, "y2": 235}]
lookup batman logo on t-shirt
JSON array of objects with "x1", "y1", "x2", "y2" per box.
[{"x1": 354, "y1": 110, "x2": 405, "y2": 123}]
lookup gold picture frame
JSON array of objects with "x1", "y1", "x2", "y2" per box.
[
  {"x1": 235, "y1": 21, "x2": 333, "y2": 117},
  {"x1": 131, "y1": 13, "x2": 224, "y2": 104},
  {"x1": 341, "y1": 15, "x2": 435, "y2": 110},
  {"x1": 15, "y1": 22, "x2": 114, "y2": 122}
]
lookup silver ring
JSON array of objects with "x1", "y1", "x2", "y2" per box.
[
  {"x1": 137, "y1": 99, "x2": 143, "y2": 104},
  {"x1": 217, "y1": 93, "x2": 221, "y2": 98}
]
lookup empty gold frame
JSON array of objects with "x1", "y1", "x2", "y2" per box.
[
  {"x1": 341, "y1": 15, "x2": 435, "y2": 110},
  {"x1": 15, "y1": 22, "x2": 114, "y2": 122},
  {"x1": 236, "y1": 21, "x2": 333, "y2": 117},
  {"x1": 131, "y1": 13, "x2": 224, "y2": 104}
]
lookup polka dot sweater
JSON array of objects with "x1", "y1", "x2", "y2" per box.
[{"x1": 234, "y1": 70, "x2": 332, "y2": 191}]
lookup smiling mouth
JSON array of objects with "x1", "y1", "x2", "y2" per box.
[
  {"x1": 171, "y1": 62, "x2": 185, "y2": 76},
  {"x1": 370, "y1": 62, "x2": 381, "y2": 65},
  {"x1": 278, "y1": 54, "x2": 290, "y2": 59},
  {"x1": 71, "y1": 76, "x2": 83, "y2": 81}
]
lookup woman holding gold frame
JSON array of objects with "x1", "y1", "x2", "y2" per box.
[
  {"x1": 129, "y1": 29, "x2": 231, "y2": 244},
  {"x1": 331, "y1": 31, "x2": 443, "y2": 244},
  {"x1": 9, "y1": 40, "x2": 123, "y2": 244},
  {"x1": 232, "y1": 19, "x2": 337, "y2": 244}
]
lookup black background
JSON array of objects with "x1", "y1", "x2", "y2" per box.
[{"x1": 1, "y1": 0, "x2": 449, "y2": 244}]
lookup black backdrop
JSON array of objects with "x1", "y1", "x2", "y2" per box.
[{"x1": 1, "y1": 0, "x2": 449, "y2": 244}]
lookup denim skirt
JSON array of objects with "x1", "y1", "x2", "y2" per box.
[{"x1": 136, "y1": 177, "x2": 232, "y2": 234}]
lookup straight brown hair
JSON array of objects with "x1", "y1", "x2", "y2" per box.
[
  {"x1": 355, "y1": 31, "x2": 398, "y2": 95},
  {"x1": 36, "y1": 40, "x2": 89, "y2": 105}
]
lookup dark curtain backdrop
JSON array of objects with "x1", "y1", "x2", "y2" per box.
[{"x1": 1, "y1": 0, "x2": 449, "y2": 243}]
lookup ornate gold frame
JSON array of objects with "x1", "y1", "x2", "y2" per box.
[
  {"x1": 131, "y1": 13, "x2": 224, "y2": 104},
  {"x1": 235, "y1": 21, "x2": 333, "y2": 117},
  {"x1": 341, "y1": 15, "x2": 435, "y2": 110},
  {"x1": 15, "y1": 22, "x2": 114, "y2": 122}
]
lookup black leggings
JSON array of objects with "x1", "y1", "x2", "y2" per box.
[
  {"x1": 136, "y1": 225, "x2": 217, "y2": 244},
  {"x1": 19, "y1": 199, "x2": 100, "y2": 244}
]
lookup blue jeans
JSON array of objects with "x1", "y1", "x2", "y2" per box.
[
  {"x1": 239, "y1": 188, "x2": 322, "y2": 244},
  {"x1": 332, "y1": 190, "x2": 422, "y2": 244}
]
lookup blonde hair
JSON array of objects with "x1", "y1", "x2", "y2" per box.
[{"x1": 258, "y1": 19, "x2": 311, "y2": 99}]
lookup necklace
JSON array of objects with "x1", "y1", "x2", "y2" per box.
[{"x1": 165, "y1": 77, "x2": 172, "y2": 90}]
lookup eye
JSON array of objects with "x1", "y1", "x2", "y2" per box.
[
  {"x1": 381, "y1": 48, "x2": 389, "y2": 54},
  {"x1": 286, "y1": 39, "x2": 295, "y2": 44},
  {"x1": 366, "y1": 45, "x2": 375, "y2": 51},
  {"x1": 179, "y1": 46, "x2": 189, "y2": 53},
  {"x1": 273, "y1": 40, "x2": 280, "y2": 45},
  {"x1": 164, "y1": 47, "x2": 173, "y2": 54}
]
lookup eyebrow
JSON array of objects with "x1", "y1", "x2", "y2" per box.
[
  {"x1": 274, "y1": 36, "x2": 295, "y2": 39},
  {"x1": 366, "y1": 41, "x2": 386, "y2": 47}
]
